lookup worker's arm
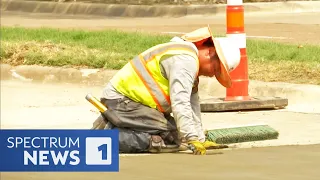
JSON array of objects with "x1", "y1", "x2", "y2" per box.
[
  {"x1": 191, "y1": 92, "x2": 206, "y2": 142},
  {"x1": 162, "y1": 54, "x2": 200, "y2": 142},
  {"x1": 191, "y1": 92, "x2": 201, "y2": 120}
]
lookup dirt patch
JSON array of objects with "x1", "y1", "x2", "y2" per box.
[
  {"x1": 249, "y1": 60, "x2": 320, "y2": 85},
  {"x1": 0, "y1": 41, "x2": 118, "y2": 68},
  {"x1": 1, "y1": 41, "x2": 66, "y2": 66}
]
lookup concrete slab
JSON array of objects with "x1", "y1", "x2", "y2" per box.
[
  {"x1": 1, "y1": 144, "x2": 320, "y2": 180},
  {"x1": 201, "y1": 110, "x2": 320, "y2": 149},
  {"x1": 2, "y1": 64, "x2": 320, "y2": 114},
  {"x1": 1, "y1": 80, "x2": 319, "y2": 150},
  {"x1": 200, "y1": 96, "x2": 288, "y2": 112},
  {"x1": 1, "y1": 80, "x2": 320, "y2": 179}
]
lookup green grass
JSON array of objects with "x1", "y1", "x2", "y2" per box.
[
  {"x1": 1, "y1": 27, "x2": 320, "y2": 84},
  {"x1": 0, "y1": 27, "x2": 170, "y2": 69},
  {"x1": 247, "y1": 40, "x2": 320, "y2": 63}
]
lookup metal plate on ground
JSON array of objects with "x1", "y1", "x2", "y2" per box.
[{"x1": 200, "y1": 97, "x2": 288, "y2": 112}]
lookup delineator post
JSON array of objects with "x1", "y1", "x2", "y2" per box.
[
  {"x1": 225, "y1": 0, "x2": 250, "y2": 101},
  {"x1": 199, "y1": 0, "x2": 289, "y2": 112}
]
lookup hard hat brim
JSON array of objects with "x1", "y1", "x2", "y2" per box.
[
  {"x1": 181, "y1": 25, "x2": 233, "y2": 88},
  {"x1": 213, "y1": 38, "x2": 233, "y2": 88}
]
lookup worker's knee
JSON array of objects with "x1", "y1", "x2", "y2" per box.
[
  {"x1": 117, "y1": 128, "x2": 151, "y2": 153},
  {"x1": 117, "y1": 128, "x2": 181, "y2": 154}
]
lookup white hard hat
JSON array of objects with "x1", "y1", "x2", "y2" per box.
[
  {"x1": 213, "y1": 37, "x2": 241, "y2": 88},
  {"x1": 180, "y1": 25, "x2": 241, "y2": 88}
]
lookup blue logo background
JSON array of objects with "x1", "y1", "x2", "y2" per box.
[{"x1": 0, "y1": 129, "x2": 119, "y2": 172}]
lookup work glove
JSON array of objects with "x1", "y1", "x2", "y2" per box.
[
  {"x1": 187, "y1": 140, "x2": 206, "y2": 155},
  {"x1": 202, "y1": 140, "x2": 229, "y2": 149}
]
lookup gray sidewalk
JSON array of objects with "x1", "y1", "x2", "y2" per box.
[{"x1": 1, "y1": 80, "x2": 319, "y2": 152}]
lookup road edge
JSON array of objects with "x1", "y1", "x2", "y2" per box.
[{"x1": 1, "y1": 0, "x2": 320, "y2": 17}]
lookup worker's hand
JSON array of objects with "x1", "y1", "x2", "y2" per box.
[
  {"x1": 187, "y1": 140, "x2": 206, "y2": 155},
  {"x1": 202, "y1": 140, "x2": 229, "y2": 149}
]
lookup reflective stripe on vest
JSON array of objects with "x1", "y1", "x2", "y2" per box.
[
  {"x1": 141, "y1": 43, "x2": 199, "y2": 63},
  {"x1": 130, "y1": 42, "x2": 198, "y2": 112}
]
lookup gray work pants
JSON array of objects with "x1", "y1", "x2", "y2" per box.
[{"x1": 91, "y1": 97, "x2": 179, "y2": 153}]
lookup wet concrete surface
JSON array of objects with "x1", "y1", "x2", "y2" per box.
[
  {"x1": 1, "y1": 144, "x2": 320, "y2": 180},
  {"x1": 1, "y1": 80, "x2": 320, "y2": 148}
]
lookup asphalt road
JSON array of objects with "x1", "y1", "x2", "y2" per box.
[{"x1": 1, "y1": 11, "x2": 320, "y2": 45}]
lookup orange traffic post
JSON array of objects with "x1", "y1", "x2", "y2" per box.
[
  {"x1": 200, "y1": 0, "x2": 289, "y2": 112},
  {"x1": 225, "y1": 0, "x2": 250, "y2": 101}
]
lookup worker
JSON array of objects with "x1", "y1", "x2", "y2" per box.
[{"x1": 92, "y1": 26, "x2": 241, "y2": 155}]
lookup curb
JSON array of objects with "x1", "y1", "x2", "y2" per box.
[
  {"x1": 1, "y1": 0, "x2": 320, "y2": 17},
  {"x1": 2, "y1": 64, "x2": 320, "y2": 110},
  {"x1": 0, "y1": 64, "x2": 118, "y2": 86}
]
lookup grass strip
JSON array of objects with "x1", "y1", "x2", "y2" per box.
[{"x1": 1, "y1": 27, "x2": 319, "y2": 84}]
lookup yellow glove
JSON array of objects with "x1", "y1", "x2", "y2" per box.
[
  {"x1": 202, "y1": 140, "x2": 229, "y2": 149},
  {"x1": 188, "y1": 140, "x2": 206, "y2": 155}
]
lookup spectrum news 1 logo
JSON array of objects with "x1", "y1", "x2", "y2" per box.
[{"x1": 0, "y1": 129, "x2": 119, "y2": 172}]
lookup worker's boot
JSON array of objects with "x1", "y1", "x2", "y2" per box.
[
  {"x1": 160, "y1": 131, "x2": 189, "y2": 152},
  {"x1": 178, "y1": 138, "x2": 190, "y2": 151},
  {"x1": 148, "y1": 135, "x2": 180, "y2": 153}
]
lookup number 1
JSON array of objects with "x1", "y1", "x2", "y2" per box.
[{"x1": 98, "y1": 144, "x2": 108, "y2": 160}]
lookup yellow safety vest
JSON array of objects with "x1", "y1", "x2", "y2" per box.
[{"x1": 110, "y1": 41, "x2": 199, "y2": 113}]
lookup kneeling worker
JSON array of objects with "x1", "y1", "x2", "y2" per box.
[{"x1": 92, "y1": 26, "x2": 241, "y2": 155}]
